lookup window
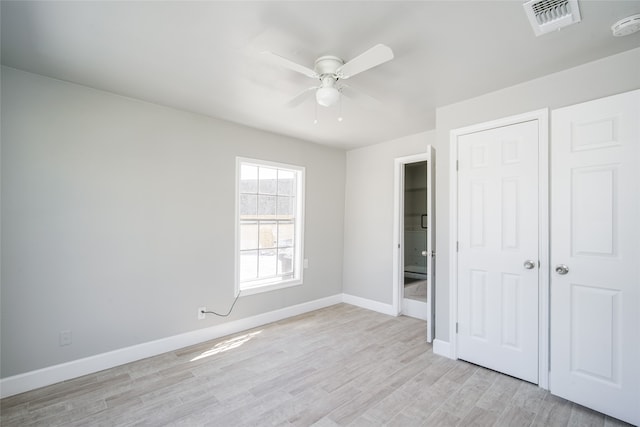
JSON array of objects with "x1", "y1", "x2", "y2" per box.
[{"x1": 236, "y1": 158, "x2": 305, "y2": 294}]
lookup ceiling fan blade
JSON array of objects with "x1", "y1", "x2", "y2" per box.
[
  {"x1": 285, "y1": 86, "x2": 318, "y2": 108},
  {"x1": 336, "y1": 44, "x2": 394, "y2": 79},
  {"x1": 261, "y1": 51, "x2": 318, "y2": 79},
  {"x1": 339, "y1": 84, "x2": 383, "y2": 108}
]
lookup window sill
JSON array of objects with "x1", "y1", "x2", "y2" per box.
[{"x1": 239, "y1": 278, "x2": 303, "y2": 296}]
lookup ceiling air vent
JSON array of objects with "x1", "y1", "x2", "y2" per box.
[{"x1": 523, "y1": 0, "x2": 581, "y2": 37}]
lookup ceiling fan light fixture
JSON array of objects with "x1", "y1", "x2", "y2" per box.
[{"x1": 315, "y1": 87, "x2": 340, "y2": 107}]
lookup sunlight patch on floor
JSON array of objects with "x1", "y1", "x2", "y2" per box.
[{"x1": 190, "y1": 330, "x2": 263, "y2": 361}]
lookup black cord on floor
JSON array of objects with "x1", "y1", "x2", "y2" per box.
[{"x1": 201, "y1": 291, "x2": 241, "y2": 317}]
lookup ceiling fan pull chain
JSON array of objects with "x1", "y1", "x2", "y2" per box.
[{"x1": 314, "y1": 101, "x2": 318, "y2": 125}]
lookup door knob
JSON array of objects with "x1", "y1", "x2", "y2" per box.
[
  {"x1": 555, "y1": 264, "x2": 569, "y2": 275},
  {"x1": 421, "y1": 251, "x2": 427, "y2": 257},
  {"x1": 523, "y1": 260, "x2": 536, "y2": 269}
]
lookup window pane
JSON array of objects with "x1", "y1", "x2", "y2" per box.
[
  {"x1": 278, "y1": 170, "x2": 295, "y2": 196},
  {"x1": 240, "y1": 165, "x2": 258, "y2": 193},
  {"x1": 278, "y1": 247, "x2": 294, "y2": 275},
  {"x1": 258, "y1": 249, "x2": 277, "y2": 278},
  {"x1": 277, "y1": 222, "x2": 295, "y2": 247},
  {"x1": 277, "y1": 196, "x2": 294, "y2": 219},
  {"x1": 240, "y1": 250, "x2": 258, "y2": 282},
  {"x1": 238, "y1": 160, "x2": 303, "y2": 290},
  {"x1": 259, "y1": 222, "x2": 277, "y2": 249},
  {"x1": 240, "y1": 222, "x2": 258, "y2": 250},
  {"x1": 258, "y1": 195, "x2": 276, "y2": 217},
  {"x1": 259, "y1": 167, "x2": 277, "y2": 195},
  {"x1": 240, "y1": 194, "x2": 257, "y2": 218}
]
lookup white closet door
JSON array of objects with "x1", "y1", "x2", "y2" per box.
[
  {"x1": 457, "y1": 120, "x2": 540, "y2": 383},
  {"x1": 550, "y1": 90, "x2": 640, "y2": 425}
]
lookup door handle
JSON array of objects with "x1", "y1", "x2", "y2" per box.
[
  {"x1": 421, "y1": 251, "x2": 427, "y2": 257},
  {"x1": 523, "y1": 260, "x2": 536, "y2": 269},
  {"x1": 555, "y1": 264, "x2": 569, "y2": 275},
  {"x1": 421, "y1": 214, "x2": 428, "y2": 229}
]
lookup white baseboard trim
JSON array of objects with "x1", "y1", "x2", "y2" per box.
[
  {"x1": 0, "y1": 294, "x2": 343, "y2": 398},
  {"x1": 433, "y1": 339, "x2": 454, "y2": 359},
  {"x1": 342, "y1": 293, "x2": 396, "y2": 316},
  {"x1": 401, "y1": 298, "x2": 428, "y2": 321}
]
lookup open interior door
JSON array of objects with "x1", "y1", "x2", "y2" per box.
[{"x1": 426, "y1": 146, "x2": 435, "y2": 342}]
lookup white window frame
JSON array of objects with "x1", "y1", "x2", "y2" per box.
[{"x1": 235, "y1": 157, "x2": 305, "y2": 296}]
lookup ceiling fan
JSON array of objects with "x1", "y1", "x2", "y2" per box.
[{"x1": 262, "y1": 44, "x2": 394, "y2": 109}]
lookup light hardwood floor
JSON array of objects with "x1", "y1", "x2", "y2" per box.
[{"x1": 0, "y1": 304, "x2": 632, "y2": 426}]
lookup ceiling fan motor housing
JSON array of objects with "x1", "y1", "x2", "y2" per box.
[
  {"x1": 314, "y1": 56, "x2": 343, "y2": 107},
  {"x1": 314, "y1": 56, "x2": 344, "y2": 78}
]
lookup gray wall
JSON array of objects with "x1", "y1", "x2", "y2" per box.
[
  {"x1": 4, "y1": 46, "x2": 639, "y2": 379},
  {"x1": 0, "y1": 67, "x2": 346, "y2": 377},
  {"x1": 343, "y1": 131, "x2": 434, "y2": 304},
  {"x1": 433, "y1": 47, "x2": 640, "y2": 342}
]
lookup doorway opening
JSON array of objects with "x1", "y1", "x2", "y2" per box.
[
  {"x1": 393, "y1": 148, "x2": 435, "y2": 342},
  {"x1": 403, "y1": 161, "x2": 428, "y2": 302}
]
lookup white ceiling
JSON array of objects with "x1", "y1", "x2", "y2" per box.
[{"x1": 2, "y1": 1, "x2": 640, "y2": 149}]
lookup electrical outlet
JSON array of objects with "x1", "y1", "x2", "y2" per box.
[
  {"x1": 59, "y1": 330, "x2": 72, "y2": 346},
  {"x1": 198, "y1": 307, "x2": 206, "y2": 320}
]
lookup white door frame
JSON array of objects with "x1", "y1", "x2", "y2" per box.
[
  {"x1": 449, "y1": 109, "x2": 549, "y2": 389},
  {"x1": 393, "y1": 149, "x2": 435, "y2": 341}
]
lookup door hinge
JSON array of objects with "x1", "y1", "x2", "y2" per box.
[
  {"x1": 456, "y1": 160, "x2": 459, "y2": 171},
  {"x1": 456, "y1": 322, "x2": 459, "y2": 333},
  {"x1": 456, "y1": 241, "x2": 459, "y2": 252}
]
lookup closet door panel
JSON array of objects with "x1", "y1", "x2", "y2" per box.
[{"x1": 550, "y1": 89, "x2": 640, "y2": 426}]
